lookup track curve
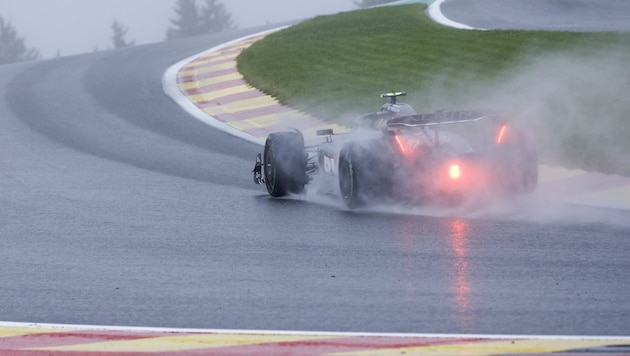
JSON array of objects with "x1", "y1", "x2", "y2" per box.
[{"x1": 1, "y1": 7, "x2": 629, "y2": 340}]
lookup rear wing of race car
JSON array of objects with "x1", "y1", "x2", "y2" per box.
[{"x1": 387, "y1": 109, "x2": 499, "y2": 128}]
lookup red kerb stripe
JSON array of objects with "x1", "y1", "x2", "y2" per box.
[
  {"x1": 178, "y1": 67, "x2": 238, "y2": 84},
  {"x1": 181, "y1": 78, "x2": 246, "y2": 96},
  {"x1": 0, "y1": 330, "x2": 197, "y2": 350}
]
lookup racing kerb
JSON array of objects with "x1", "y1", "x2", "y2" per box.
[
  {"x1": 1, "y1": 321, "x2": 630, "y2": 354},
  {"x1": 162, "y1": 29, "x2": 348, "y2": 147}
]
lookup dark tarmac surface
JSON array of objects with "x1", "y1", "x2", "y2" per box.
[
  {"x1": 0, "y1": 5, "x2": 629, "y2": 337},
  {"x1": 441, "y1": 0, "x2": 630, "y2": 32}
]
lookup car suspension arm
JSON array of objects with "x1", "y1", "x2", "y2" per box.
[{"x1": 253, "y1": 153, "x2": 264, "y2": 185}]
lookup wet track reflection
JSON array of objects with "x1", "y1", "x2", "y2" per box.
[{"x1": 448, "y1": 218, "x2": 472, "y2": 330}]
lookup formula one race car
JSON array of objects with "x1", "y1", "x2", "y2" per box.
[{"x1": 253, "y1": 92, "x2": 537, "y2": 209}]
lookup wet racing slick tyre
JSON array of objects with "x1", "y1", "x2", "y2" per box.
[
  {"x1": 263, "y1": 131, "x2": 307, "y2": 197},
  {"x1": 338, "y1": 141, "x2": 390, "y2": 209}
]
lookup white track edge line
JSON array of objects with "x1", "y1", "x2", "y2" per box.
[
  {"x1": 0, "y1": 321, "x2": 628, "y2": 341},
  {"x1": 427, "y1": 0, "x2": 485, "y2": 30}
]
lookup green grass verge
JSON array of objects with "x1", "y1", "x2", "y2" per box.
[{"x1": 237, "y1": 4, "x2": 630, "y2": 175}]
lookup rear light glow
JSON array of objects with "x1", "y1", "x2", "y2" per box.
[
  {"x1": 394, "y1": 135, "x2": 407, "y2": 154},
  {"x1": 449, "y1": 164, "x2": 461, "y2": 180},
  {"x1": 497, "y1": 125, "x2": 508, "y2": 144}
]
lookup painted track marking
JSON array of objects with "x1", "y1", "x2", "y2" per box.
[{"x1": 1, "y1": 323, "x2": 630, "y2": 355}]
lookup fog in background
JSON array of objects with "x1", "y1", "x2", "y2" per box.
[{"x1": 0, "y1": 0, "x2": 355, "y2": 58}]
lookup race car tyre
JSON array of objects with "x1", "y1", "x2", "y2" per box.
[
  {"x1": 338, "y1": 141, "x2": 390, "y2": 209},
  {"x1": 339, "y1": 143, "x2": 366, "y2": 208},
  {"x1": 263, "y1": 131, "x2": 307, "y2": 197}
]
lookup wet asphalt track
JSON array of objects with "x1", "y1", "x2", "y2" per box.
[
  {"x1": 1, "y1": 3, "x2": 629, "y2": 336},
  {"x1": 440, "y1": 0, "x2": 630, "y2": 32}
]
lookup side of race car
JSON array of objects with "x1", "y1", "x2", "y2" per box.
[{"x1": 253, "y1": 92, "x2": 538, "y2": 209}]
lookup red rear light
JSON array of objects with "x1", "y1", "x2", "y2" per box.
[
  {"x1": 497, "y1": 124, "x2": 508, "y2": 144},
  {"x1": 449, "y1": 164, "x2": 461, "y2": 180},
  {"x1": 394, "y1": 135, "x2": 407, "y2": 154}
]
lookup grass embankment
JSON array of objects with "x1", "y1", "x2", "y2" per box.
[{"x1": 237, "y1": 4, "x2": 630, "y2": 175}]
